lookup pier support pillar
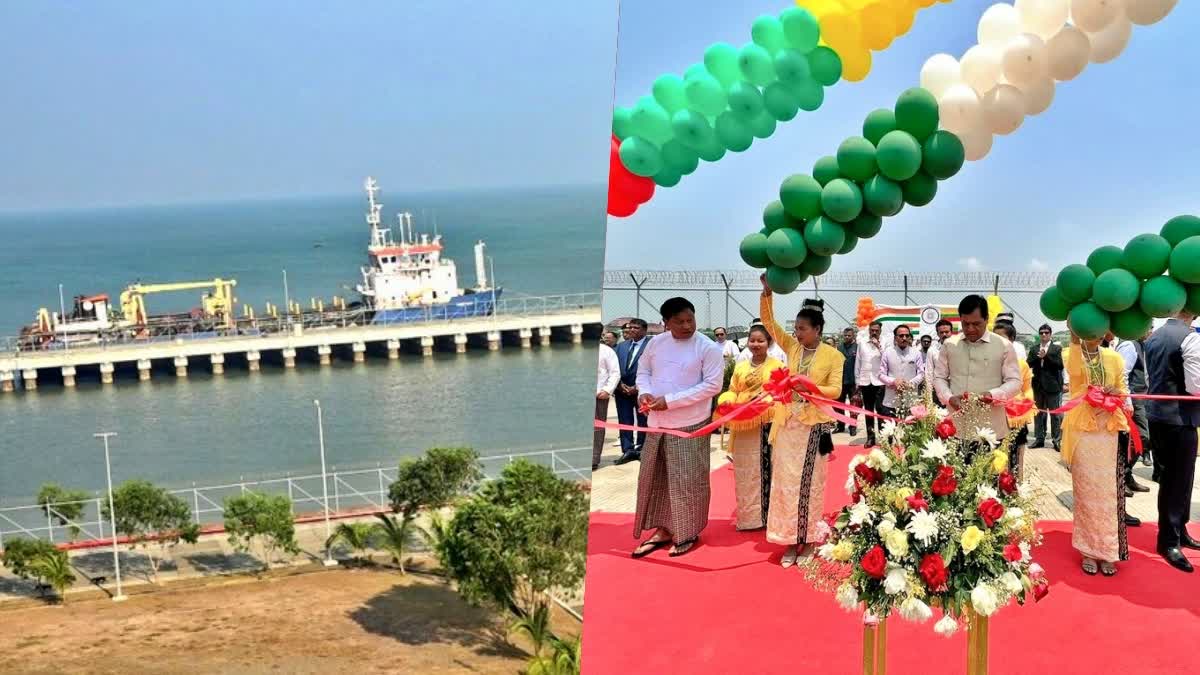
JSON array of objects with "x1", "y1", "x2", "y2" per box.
[
  {"x1": 519, "y1": 328, "x2": 533, "y2": 349},
  {"x1": 570, "y1": 324, "x2": 583, "y2": 344},
  {"x1": 22, "y1": 369, "x2": 38, "y2": 391},
  {"x1": 137, "y1": 359, "x2": 152, "y2": 381},
  {"x1": 538, "y1": 326, "x2": 552, "y2": 346},
  {"x1": 282, "y1": 347, "x2": 297, "y2": 369},
  {"x1": 0, "y1": 371, "x2": 13, "y2": 393},
  {"x1": 318, "y1": 345, "x2": 332, "y2": 366},
  {"x1": 210, "y1": 353, "x2": 225, "y2": 375},
  {"x1": 487, "y1": 330, "x2": 501, "y2": 351},
  {"x1": 174, "y1": 356, "x2": 189, "y2": 378},
  {"x1": 247, "y1": 351, "x2": 261, "y2": 372},
  {"x1": 100, "y1": 363, "x2": 115, "y2": 384},
  {"x1": 454, "y1": 334, "x2": 468, "y2": 354},
  {"x1": 61, "y1": 366, "x2": 77, "y2": 388},
  {"x1": 352, "y1": 342, "x2": 366, "y2": 363},
  {"x1": 386, "y1": 339, "x2": 400, "y2": 360},
  {"x1": 421, "y1": 336, "x2": 434, "y2": 357}
]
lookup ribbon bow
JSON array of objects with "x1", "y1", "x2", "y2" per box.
[
  {"x1": 1053, "y1": 385, "x2": 1142, "y2": 456},
  {"x1": 1004, "y1": 398, "x2": 1035, "y2": 418},
  {"x1": 1084, "y1": 385, "x2": 1123, "y2": 414}
]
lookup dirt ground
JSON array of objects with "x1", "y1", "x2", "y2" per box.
[{"x1": 0, "y1": 563, "x2": 579, "y2": 675}]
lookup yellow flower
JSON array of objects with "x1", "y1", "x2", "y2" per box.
[
  {"x1": 831, "y1": 540, "x2": 854, "y2": 562},
  {"x1": 717, "y1": 391, "x2": 736, "y2": 405},
  {"x1": 893, "y1": 487, "x2": 915, "y2": 511},
  {"x1": 884, "y1": 528, "x2": 909, "y2": 558},
  {"x1": 961, "y1": 525, "x2": 984, "y2": 553},
  {"x1": 992, "y1": 449, "x2": 1008, "y2": 473}
]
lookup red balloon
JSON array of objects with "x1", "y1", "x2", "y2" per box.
[
  {"x1": 606, "y1": 133, "x2": 654, "y2": 216},
  {"x1": 608, "y1": 193, "x2": 638, "y2": 217}
]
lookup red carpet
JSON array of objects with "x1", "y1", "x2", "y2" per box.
[{"x1": 582, "y1": 446, "x2": 1200, "y2": 674}]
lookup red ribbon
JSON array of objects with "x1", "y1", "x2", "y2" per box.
[{"x1": 1049, "y1": 385, "x2": 1143, "y2": 456}]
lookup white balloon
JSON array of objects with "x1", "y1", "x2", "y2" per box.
[
  {"x1": 1086, "y1": 10, "x2": 1132, "y2": 62},
  {"x1": 982, "y1": 84, "x2": 1026, "y2": 135},
  {"x1": 920, "y1": 53, "x2": 962, "y2": 99},
  {"x1": 978, "y1": 4, "x2": 1023, "y2": 46},
  {"x1": 1125, "y1": 0, "x2": 1177, "y2": 25},
  {"x1": 1001, "y1": 34, "x2": 1049, "y2": 87},
  {"x1": 1020, "y1": 77, "x2": 1056, "y2": 115},
  {"x1": 1046, "y1": 24, "x2": 1091, "y2": 80},
  {"x1": 938, "y1": 84, "x2": 983, "y2": 134},
  {"x1": 1070, "y1": 0, "x2": 1120, "y2": 32},
  {"x1": 1015, "y1": 0, "x2": 1070, "y2": 39},
  {"x1": 960, "y1": 45, "x2": 1004, "y2": 96},
  {"x1": 959, "y1": 127, "x2": 994, "y2": 161}
]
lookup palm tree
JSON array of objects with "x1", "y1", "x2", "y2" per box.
[
  {"x1": 30, "y1": 551, "x2": 74, "y2": 605},
  {"x1": 511, "y1": 602, "x2": 553, "y2": 658},
  {"x1": 325, "y1": 522, "x2": 376, "y2": 563},
  {"x1": 370, "y1": 513, "x2": 426, "y2": 574},
  {"x1": 525, "y1": 634, "x2": 581, "y2": 675}
]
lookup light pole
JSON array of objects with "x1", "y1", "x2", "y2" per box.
[
  {"x1": 94, "y1": 432, "x2": 126, "y2": 602},
  {"x1": 59, "y1": 284, "x2": 67, "y2": 352},
  {"x1": 313, "y1": 400, "x2": 337, "y2": 567},
  {"x1": 283, "y1": 269, "x2": 291, "y2": 321}
]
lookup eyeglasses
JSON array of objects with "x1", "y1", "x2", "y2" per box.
[
  {"x1": 715, "y1": 333, "x2": 725, "y2": 337},
  {"x1": 1039, "y1": 331, "x2": 1051, "y2": 335}
]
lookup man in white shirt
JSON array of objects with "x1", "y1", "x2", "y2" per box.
[
  {"x1": 593, "y1": 340, "x2": 621, "y2": 471},
  {"x1": 855, "y1": 320, "x2": 885, "y2": 447},
  {"x1": 631, "y1": 297, "x2": 725, "y2": 559},
  {"x1": 879, "y1": 324, "x2": 925, "y2": 417},
  {"x1": 714, "y1": 326, "x2": 740, "y2": 361}
]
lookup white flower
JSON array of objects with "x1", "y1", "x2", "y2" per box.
[
  {"x1": 848, "y1": 454, "x2": 868, "y2": 471},
  {"x1": 883, "y1": 565, "x2": 908, "y2": 595},
  {"x1": 999, "y1": 572, "x2": 1023, "y2": 594},
  {"x1": 845, "y1": 473, "x2": 858, "y2": 494},
  {"x1": 1002, "y1": 507, "x2": 1024, "y2": 522},
  {"x1": 976, "y1": 485, "x2": 998, "y2": 501},
  {"x1": 933, "y1": 614, "x2": 959, "y2": 637},
  {"x1": 899, "y1": 597, "x2": 933, "y2": 623},
  {"x1": 921, "y1": 438, "x2": 950, "y2": 461},
  {"x1": 867, "y1": 448, "x2": 893, "y2": 472},
  {"x1": 905, "y1": 510, "x2": 940, "y2": 545},
  {"x1": 817, "y1": 543, "x2": 837, "y2": 561},
  {"x1": 971, "y1": 583, "x2": 1001, "y2": 617},
  {"x1": 975, "y1": 427, "x2": 999, "y2": 447},
  {"x1": 879, "y1": 420, "x2": 898, "y2": 442},
  {"x1": 814, "y1": 520, "x2": 832, "y2": 544},
  {"x1": 849, "y1": 498, "x2": 874, "y2": 526},
  {"x1": 884, "y1": 529, "x2": 910, "y2": 558},
  {"x1": 1017, "y1": 481, "x2": 1032, "y2": 499},
  {"x1": 877, "y1": 519, "x2": 895, "y2": 536},
  {"x1": 933, "y1": 406, "x2": 949, "y2": 422},
  {"x1": 836, "y1": 583, "x2": 860, "y2": 611},
  {"x1": 1018, "y1": 541, "x2": 1032, "y2": 563}
]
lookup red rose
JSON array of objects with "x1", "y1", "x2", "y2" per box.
[
  {"x1": 935, "y1": 417, "x2": 957, "y2": 439},
  {"x1": 905, "y1": 490, "x2": 929, "y2": 512},
  {"x1": 1033, "y1": 580, "x2": 1049, "y2": 602},
  {"x1": 930, "y1": 465, "x2": 957, "y2": 497},
  {"x1": 979, "y1": 498, "x2": 1006, "y2": 528},
  {"x1": 998, "y1": 470, "x2": 1018, "y2": 495},
  {"x1": 861, "y1": 545, "x2": 887, "y2": 579},
  {"x1": 919, "y1": 553, "x2": 949, "y2": 591},
  {"x1": 1002, "y1": 542, "x2": 1022, "y2": 562},
  {"x1": 854, "y1": 463, "x2": 883, "y2": 486}
]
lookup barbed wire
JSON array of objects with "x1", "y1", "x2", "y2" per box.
[{"x1": 604, "y1": 269, "x2": 1057, "y2": 290}]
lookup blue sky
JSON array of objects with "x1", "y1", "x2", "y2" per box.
[
  {"x1": 605, "y1": 1, "x2": 1198, "y2": 273},
  {"x1": 0, "y1": 1, "x2": 618, "y2": 210}
]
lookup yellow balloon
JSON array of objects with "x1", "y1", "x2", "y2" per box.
[
  {"x1": 891, "y1": 0, "x2": 917, "y2": 34},
  {"x1": 820, "y1": 9, "x2": 863, "y2": 51},
  {"x1": 913, "y1": 0, "x2": 936, "y2": 7},
  {"x1": 840, "y1": 42, "x2": 873, "y2": 81},
  {"x1": 859, "y1": 1, "x2": 897, "y2": 50}
]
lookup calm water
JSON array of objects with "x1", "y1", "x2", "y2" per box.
[{"x1": 0, "y1": 185, "x2": 606, "y2": 502}]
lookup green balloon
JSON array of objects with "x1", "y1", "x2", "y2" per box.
[
  {"x1": 780, "y1": 174, "x2": 824, "y2": 220},
  {"x1": 652, "y1": 75, "x2": 689, "y2": 114},
  {"x1": 748, "y1": 112, "x2": 777, "y2": 140},
  {"x1": 703, "y1": 43, "x2": 742, "y2": 88},
  {"x1": 849, "y1": 212, "x2": 883, "y2": 239},
  {"x1": 763, "y1": 82, "x2": 801, "y2": 121},
  {"x1": 836, "y1": 137, "x2": 877, "y2": 182},
  {"x1": 613, "y1": 106, "x2": 635, "y2": 140},
  {"x1": 1123, "y1": 233, "x2": 1172, "y2": 279},
  {"x1": 751, "y1": 15, "x2": 787, "y2": 54},
  {"x1": 660, "y1": 139, "x2": 699, "y2": 176},
  {"x1": 812, "y1": 155, "x2": 841, "y2": 186},
  {"x1": 1039, "y1": 286, "x2": 1072, "y2": 321},
  {"x1": 683, "y1": 63, "x2": 709, "y2": 80},
  {"x1": 901, "y1": 171, "x2": 937, "y2": 207},
  {"x1": 1111, "y1": 307, "x2": 1153, "y2": 341},
  {"x1": 807, "y1": 46, "x2": 842, "y2": 86},
  {"x1": 839, "y1": 232, "x2": 859, "y2": 255},
  {"x1": 863, "y1": 175, "x2": 904, "y2": 217},
  {"x1": 921, "y1": 131, "x2": 965, "y2": 180},
  {"x1": 740, "y1": 232, "x2": 772, "y2": 268},
  {"x1": 695, "y1": 137, "x2": 727, "y2": 162},
  {"x1": 653, "y1": 167, "x2": 682, "y2": 188},
  {"x1": 1086, "y1": 245, "x2": 1126, "y2": 276},
  {"x1": 1169, "y1": 235, "x2": 1200, "y2": 284},
  {"x1": 715, "y1": 112, "x2": 753, "y2": 152},
  {"x1": 1160, "y1": 215, "x2": 1200, "y2": 247},
  {"x1": 1187, "y1": 284, "x2": 1200, "y2": 315},
  {"x1": 618, "y1": 136, "x2": 663, "y2": 178},
  {"x1": 1056, "y1": 264, "x2": 1096, "y2": 304},
  {"x1": 738, "y1": 43, "x2": 776, "y2": 87},
  {"x1": 728, "y1": 81, "x2": 766, "y2": 121},
  {"x1": 766, "y1": 227, "x2": 809, "y2": 267},
  {"x1": 630, "y1": 96, "x2": 673, "y2": 145},
  {"x1": 876, "y1": 131, "x2": 923, "y2": 181},
  {"x1": 763, "y1": 200, "x2": 798, "y2": 232},
  {"x1": 1068, "y1": 302, "x2": 1110, "y2": 340},
  {"x1": 684, "y1": 73, "x2": 728, "y2": 117},
  {"x1": 1092, "y1": 268, "x2": 1141, "y2": 312},
  {"x1": 821, "y1": 179, "x2": 863, "y2": 223},
  {"x1": 800, "y1": 253, "x2": 833, "y2": 276},
  {"x1": 780, "y1": 7, "x2": 820, "y2": 52},
  {"x1": 773, "y1": 49, "x2": 812, "y2": 85},
  {"x1": 862, "y1": 109, "x2": 897, "y2": 146},
  {"x1": 804, "y1": 216, "x2": 847, "y2": 256},
  {"x1": 894, "y1": 87, "x2": 940, "y2": 142},
  {"x1": 766, "y1": 265, "x2": 804, "y2": 294},
  {"x1": 671, "y1": 110, "x2": 716, "y2": 151},
  {"x1": 1140, "y1": 275, "x2": 1188, "y2": 318},
  {"x1": 790, "y1": 78, "x2": 825, "y2": 111}
]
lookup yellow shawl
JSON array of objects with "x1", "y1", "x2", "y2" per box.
[
  {"x1": 760, "y1": 294, "x2": 845, "y2": 440},
  {"x1": 1061, "y1": 344, "x2": 1129, "y2": 465},
  {"x1": 715, "y1": 356, "x2": 785, "y2": 431}
]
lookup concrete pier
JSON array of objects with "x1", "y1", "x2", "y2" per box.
[
  {"x1": 1, "y1": 371, "x2": 14, "y2": 393},
  {"x1": 519, "y1": 328, "x2": 533, "y2": 349},
  {"x1": 318, "y1": 345, "x2": 332, "y2": 366},
  {"x1": 282, "y1": 347, "x2": 297, "y2": 369},
  {"x1": 100, "y1": 362, "x2": 115, "y2": 385},
  {"x1": 421, "y1": 336, "x2": 434, "y2": 357},
  {"x1": 454, "y1": 334, "x2": 468, "y2": 354},
  {"x1": 22, "y1": 369, "x2": 37, "y2": 390},
  {"x1": 61, "y1": 366, "x2": 77, "y2": 388},
  {"x1": 174, "y1": 356, "x2": 188, "y2": 378},
  {"x1": 137, "y1": 359, "x2": 152, "y2": 381},
  {"x1": 352, "y1": 342, "x2": 366, "y2": 363},
  {"x1": 210, "y1": 353, "x2": 225, "y2": 375},
  {"x1": 247, "y1": 350, "x2": 261, "y2": 372},
  {"x1": 538, "y1": 326, "x2": 552, "y2": 346},
  {"x1": 387, "y1": 339, "x2": 400, "y2": 360},
  {"x1": 571, "y1": 324, "x2": 583, "y2": 344},
  {"x1": 487, "y1": 330, "x2": 501, "y2": 351}
]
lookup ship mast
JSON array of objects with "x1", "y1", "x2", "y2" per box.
[{"x1": 364, "y1": 176, "x2": 389, "y2": 248}]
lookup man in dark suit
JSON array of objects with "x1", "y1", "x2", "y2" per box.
[
  {"x1": 1027, "y1": 323, "x2": 1064, "y2": 451},
  {"x1": 614, "y1": 318, "x2": 650, "y2": 465}
]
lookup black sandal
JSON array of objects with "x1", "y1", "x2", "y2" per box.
[
  {"x1": 669, "y1": 538, "x2": 698, "y2": 557},
  {"x1": 632, "y1": 537, "x2": 670, "y2": 558}
]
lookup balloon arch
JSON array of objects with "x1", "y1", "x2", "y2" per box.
[{"x1": 606, "y1": 0, "x2": 1187, "y2": 340}]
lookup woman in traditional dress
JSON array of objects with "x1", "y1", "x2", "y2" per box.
[
  {"x1": 716, "y1": 325, "x2": 784, "y2": 530},
  {"x1": 759, "y1": 275, "x2": 845, "y2": 567},
  {"x1": 995, "y1": 323, "x2": 1036, "y2": 480},
  {"x1": 1061, "y1": 330, "x2": 1130, "y2": 577}
]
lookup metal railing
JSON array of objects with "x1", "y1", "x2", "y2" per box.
[{"x1": 0, "y1": 447, "x2": 591, "y2": 546}]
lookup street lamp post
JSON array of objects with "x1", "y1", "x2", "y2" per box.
[
  {"x1": 94, "y1": 432, "x2": 126, "y2": 602},
  {"x1": 313, "y1": 400, "x2": 337, "y2": 567},
  {"x1": 283, "y1": 269, "x2": 291, "y2": 322}
]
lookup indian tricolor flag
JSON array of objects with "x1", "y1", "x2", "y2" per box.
[{"x1": 855, "y1": 297, "x2": 1004, "y2": 337}]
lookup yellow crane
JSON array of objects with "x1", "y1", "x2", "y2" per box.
[{"x1": 119, "y1": 278, "x2": 238, "y2": 328}]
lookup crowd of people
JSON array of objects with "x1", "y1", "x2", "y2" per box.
[{"x1": 594, "y1": 283, "x2": 1200, "y2": 575}]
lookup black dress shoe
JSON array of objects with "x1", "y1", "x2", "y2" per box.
[
  {"x1": 614, "y1": 452, "x2": 640, "y2": 465},
  {"x1": 1125, "y1": 487, "x2": 1135, "y2": 498},
  {"x1": 1126, "y1": 477, "x2": 1151, "y2": 493},
  {"x1": 1160, "y1": 547, "x2": 1194, "y2": 573},
  {"x1": 1140, "y1": 453, "x2": 1154, "y2": 467},
  {"x1": 1030, "y1": 441, "x2": 1044, "y2": 449},
  {"x1": 1124, "y1": 514, "x2": 1141, "y2": 527},
  {"x1": 1182, "y1": 535, "x2": 1200, "y2": 550}
]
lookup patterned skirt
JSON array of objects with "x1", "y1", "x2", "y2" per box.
[
  {"x1": 633, "y1": 421, "x2": 712, "y2": 544},
  {"x1": 1070, "y1": 430, "x2": 1128, "y2": 563},
  {"x1": 730, "y1": 424, "x2": 772, "y2": 530},
  {"x1": 767, "y1": 418, "x2": 832, "y2": 546}
]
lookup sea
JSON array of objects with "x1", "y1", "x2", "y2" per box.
[{"x1": 0, "y1": 184, "x2": 606, "y2": 503}]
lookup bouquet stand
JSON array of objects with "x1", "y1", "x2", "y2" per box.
[
  {"x1": 861, "y1": 618, "x2": 887, "y2": 675},
  {"x1": 965, "y1": 609, "x2": 990, "y2": 675}
]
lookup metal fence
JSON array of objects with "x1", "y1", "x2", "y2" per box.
[
  {"x1": 0, "y1": 447, "x2": 591, "y2": 546},
  {"x1": 601, "y1": 270, "x2": 1059, "y2": 337}
]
